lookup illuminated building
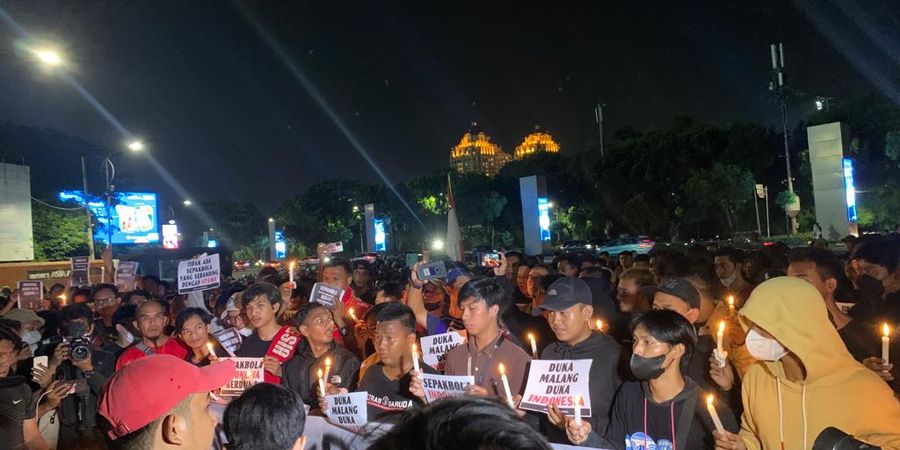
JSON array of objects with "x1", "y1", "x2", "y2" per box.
[
  {"x1": 515, "y1": 125, "x2": 560, "y2": 159},
  {"x1": 450, "y1": 122, "x2": 511, "y2": 177}
]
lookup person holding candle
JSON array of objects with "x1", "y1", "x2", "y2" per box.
[
  {"x1": 530, "y1": 276, "x2": 622, "y2": 446},
  {"x1": 567, "y1": 309, "x2": 738, "y2": 449},
  {"x1": 281, "y1": 302, "x2": 360, "y2": 409},
  {"x1": 713, "y1": 277, "x2": 900, "y2": 450},
  {"x1": 713, "y1": 248, "x2": 753, "y2": 296},
  {"x1": 175, "y1": 307, "x2": 227, "y2": 367},
  {"x1": 235, "y1": 282, "x2": 302, "y2": 385}
]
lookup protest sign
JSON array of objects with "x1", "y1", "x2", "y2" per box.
[
  {"x1": 177, "y1": 254, "x2": 220, "y2": 294},
  {"x1": 115, "y1": 261, "x2": 139, "y2": 292},
  {"x1": 310, "y1": 282, "x2": 344, "y2": 308},
  {"x1": 212, "y1": 328, "x2": 242, "y2": 357},
  {"x1": 16, "y1": 280, "x2": 44, "y2": 312},
  {"x1": 325, "y1": 391, "x2": 368, "y2": 430},
  {"x1": 219, "y1": 358, "x2": 264, "y2": 396},
  {"x1": 419, "y1": 330, "x2": 466, "y2": 372},
  {"x1": 70, "y1": 256, "x2": 90, "y2": 287},
  {"x1": 519, "y1": 359, "x2": 593, "y2": 416},
  {"x1": 420, "y1": 373, "x2": 474, "y2": 403}
]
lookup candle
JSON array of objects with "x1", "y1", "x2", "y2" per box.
[
  {"x1": 411, "y1": 343, "x2": 421, "y2": 372},
  {"x1": 288, "y1": 260, "x2": 295, "y2": 288},
  {"x1": 317, "y1": 368, "x2": 326, "y2": 397},
  {"x1": 883, "y1": 323, "x2": 891, "y2": 367},
  {"x1": 716, "y1": 320, "x2": 725, "y2": 357},
  {"x1": 595, "y1": 319, "x2": 604, "y2": 332},
  {"x1": 706, "y1": 394, "x2": 725, "y2": 432},
  {"x1": 348, "y1": 307, "x2": 359, "y2": 322},
  {"x1": 727, "y1": 296, "x2": 735, "y2": 316},
  {"x1": 324, "y1": 357, "x2": 333, "y2": 383},
  {"x1": 499, "y1": 363, "x2": 514, "y2": 408},
  {"x1": 100, "y1": 266, "x2": 106, "y2": 283},
  {"x1": 206, "y1": 342, "x2": 217, "y2": 360},
  {"x1": 59, "y1": 294, "x2": 67, "y2": 305},
  {"x1": 573, "y1": 394, "x2": 582, "y2": 425},
  {"x1": 528, "y1": 333, "x2": 538, "y2": 359}
]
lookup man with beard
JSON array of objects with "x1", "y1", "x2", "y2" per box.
[{"x1": 115, "y1": 300, "x2": 187, "y2": 370}]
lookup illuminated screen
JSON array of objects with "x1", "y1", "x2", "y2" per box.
[
  {"x1": 59, "y1": 191, "x2": 159, "y2": 245},
  {"x1": 537, "y1": 197, "x2": 551, "y2": 242},
  {"x1": 842, "y1": 158, "x2": 858, "y2": 222},
  {"x1": 374, "y1": 218, "x2": 386, "y2": 252},
  {"x1": 162, "y1": 224, "x2": 179, "y2": 249},
  {"x1": 275, "y1": 230, "x2": 287, "y2": 260}
]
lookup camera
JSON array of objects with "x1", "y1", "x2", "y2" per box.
[{"x1": 64, "y1": 322, "x2": 92, "y2": 363}]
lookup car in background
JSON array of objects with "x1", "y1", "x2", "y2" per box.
[
  {"x1": 597, "y1": 236, "x2": 655, "y2": 256},
  {"x1": 560, "y1": 240, "x2": 595, "y2": 252}
]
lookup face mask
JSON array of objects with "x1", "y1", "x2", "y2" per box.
[
  {"x1": 856, "y1": 275, "x2": 885, "y2": 299},
  {"x1": 745, "y1": 329, "x2": 788, "y2": 361},
  {"x1": 115, "y1": 324, "x2": 135, "y2": 345},
  {"x1": 720, "y1": 271, "x2": 738, "y2": 287},
  {"x1": 629, "y1": 352, "x2": 669, "y2": 380},
  {"x1": 238, "y1": 328, "x2": 254, "y2": 337},
  {"x1": 22, "y1": 331, "x2": 41, "y2": 353}
]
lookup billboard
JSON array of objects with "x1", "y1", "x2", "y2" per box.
[
  {"x1": 162, "y1": 224, "x2": 179, "y2": 249},
  {"x1": 537, "y1": 197, "x2": 552, "y2": 242},
  {"x1": 59, "y1": 190, "x2": 160, "y2": 245},
  {"x1": 0, "y1": 163, "x2": 34, "y2": 261},
  {"x1": 374, "y1": 218, "x2": 386, "y2": 252},
  {"x1": 842, "y1": 158, "x2": 858, "y2": 223},
  {"x1": 274, "y1": 230, "x2": 286, "y2": 260}
]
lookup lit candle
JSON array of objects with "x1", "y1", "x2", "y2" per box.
[
  {"x1": 727, "y1": 296, "x2": 735, "y2": 316},
  {"x1": 595, "y1": 319, "x2": 604, "y2": 332},
  {"x1": 573, "y1": 394, "x2": 582, "y2": 425},
  {"x1": 716, "y1": 320, "x2": 726, "y2": 357},
  {"x1": 317, "y1": 368, "x2": 326, "y2": 397},
  {"x1": 499, "y1": 363, "x2": 514, "y2": 408},
  {"x1": 348, "y1": 307, "x2": 359, "y2": 322},
  {"x1": 883, "y1": 323, "x2": 891, "y2": 368},
  {"x1": 411, "y1": 343, "x2": 421, "y2": 372},
  {"x1": 59, "y1": 294, "x2": 67, "y2": 305},
  {"x1": 323, "y1": 357, "x2": 333, "y2": 383},
  {"x1": 206, "y1": 342, "x2": 217, "y2": 360},
  {"x1": 528, "y1": 333, "x2": 538, "y2": 359},
  {"x1": 288, "y1": 260, "x2": 295, "y2": 288},
  {"x1": 706, "y1": 394, "x2": 725, "y2": 433}
]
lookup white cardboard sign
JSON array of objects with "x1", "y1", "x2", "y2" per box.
[{"x1": 519, "y1": 359, "x2": 593, "y2": 416}]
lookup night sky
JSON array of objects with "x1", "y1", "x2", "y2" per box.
[{"x1": 1, "y1": 0, "x2": 897, "y2": 212}]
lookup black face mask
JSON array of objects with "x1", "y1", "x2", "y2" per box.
[
  {"x1": 424, "y1": 301, "x2": 444, "y2": 312},
  {"x1": 857, "y1": 275, "x2": 885, "y2": 300},
  {"x1": 629, "y1": 352, "x2": 669, "y2": 380}
]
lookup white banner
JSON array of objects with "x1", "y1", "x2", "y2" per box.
[
  {"x1": 219, "y1": 357, "x2": 264, "y2": 396},
  {"x1": 177, "y1": 254, "x2": 220, "y2": 294},
  {"x1": 326, "y1": 391, "x2": 368, "y2": 429},
  {"x1": 420, "y1": 373, "x2": 474, "y2": 403},
  {"x1": 419, "y1": 330, "x2": 466, "y2": 372},
  {"x1": 519, "y1": 359, "x2": 593, "y2": 416}
]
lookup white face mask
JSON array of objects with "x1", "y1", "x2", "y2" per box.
[
  {"x1": 745, "y1": 329, "x2": 788, "y2": 361},
  {"x1": 115, "y1": 324, "x2": 135, "y2": 345},
  {"x1": 22, "y1": 331, "x2": 41, "y2": 353},
  {"x1": 720, "y1": 271, "x2": 738, "y2": 287},
  {"x1": 238, "y1": 328, "x2": 253, "y2": 337}
]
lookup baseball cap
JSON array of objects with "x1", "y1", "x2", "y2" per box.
[
  {"x1": 533, "y1": 277, "x2": 592, "y2": 316},
  {"x1": 446, "y1": 268, "x2": 472, "y2": 286},
  {"x1": 655, "y1": 277, "x2": 701, "y2": 309},
  {"x1": 220, "y1": 294, "x2": 241, "y2": 320},
  {"x1": 99, "y1": 354, "x2": 235, "y2": 439},
  {"x1": 2, "y1": 308, "x2": 45, "y2": 327}
]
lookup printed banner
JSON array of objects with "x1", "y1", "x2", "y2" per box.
[
  {"x1": 212, "y1": 328, "x2": 242, "y2": 357},
  {"x1": 419, "y1": 330, "x2": 466, "y2": 372},
  {"x1": 325, "y1": 391, "x2": 368, "y2": 429},
  {"x1": 16, "y1": 280, "x2": 44, "y2": 311},
  {"x1": 177, "y1": 254, "x2": 220, "y2": 294},
  {"x1": 310, "y1": 282, "x2": 344, "y2": 308},
  {"x1": 219, "y1": 358, "x2": 264, "y2": 396},
  {"x1": 420, "y1": 373, "x2": 474, "y2": 403},
  {"x1": 519, "y1": 359, "x2": 593, "y2": 416},
  {"x1": 115, "y1": 261, "x2": 139, "y2": 292},
  {"x1": 70, "y1": 256, "x2": 90, "y2": 287}
]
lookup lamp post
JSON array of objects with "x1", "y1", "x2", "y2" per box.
[{"x1": 103, "y1": 140, "x2": 144, "y2": 249}]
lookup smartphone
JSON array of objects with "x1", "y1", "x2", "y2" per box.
[
  {"x1": 324, "y1": 242, "x2": 344, "y2": 254},
  {"x1": 479, "y1": 251, "x2": 502, "y2": 268},
  {"x1": 34, "y1": 356, "x2": 48, "y2": 369},
  {"x1": 417, "y1": 261, "x2": 447, "y2": 281}
]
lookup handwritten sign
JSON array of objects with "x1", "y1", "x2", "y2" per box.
[
  {"x1": 212, "y1": 328, "x2": 241, "y2": 357},
  {"x1": 219, "y1": 357, "x2": 264, "y2": 396},
  {"x1": 70, "y1": 256, "x2": 90, "y2": 287},
  {"x1": 419, "y1": 331, "x2": 466, "y2": 372},
  {"x1": 519, "y1": 359, "x2": 593, "y2": 416},
  {"x1": 115, "y1": 261, "x2": 139, "y2": 292},
  {"x1": 420, "y1": 373, "x2": 474, "y2": 403},
  {"x1": 177, "y1": 254, "x2": 220, "y2": 294},
  {"x1": 310, "y1": 282, "x2": 344, "y2": 308},
  {"x1": 16, "y1": 281, "x2": 44, "y2": 312},
  {"x1": 325, "y1": 391, "x2": 368, "y2": 430}
]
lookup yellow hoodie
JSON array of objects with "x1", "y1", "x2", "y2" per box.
[{"x1": 739, "y1": 277, "x2": 900, "y2": 450}]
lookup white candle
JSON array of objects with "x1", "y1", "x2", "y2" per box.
[
  {"x1": 706, "y1": 394, "x2": 725, "y2": 433},
  {"x1": 411, "y1": 343, "x2": 421, "y2": 373},
  {"x1": 317, "y1": 368, "x2": 326, "y2": 397},
  {"x1": 528, "y1": 333, "x2": 538, "y2": 359},
  {"x1": 883, "y1": 323, "x2": 891, "y2": 367},
  {"x1": 727, "y1": 296, "x2": 735, "y2": 317},
  {"x1": 288, "y1": 260, "x2": 295, "y2": 288},
  {"x1": 348, "y1": 308, "x2": 359, "y2": 322},
  {"x1": 573, "y1": 394, "x2": 582, "y2": 425},
  {"x1": 323, "y1": 357, "x2": 333, "y2": 383},
  {"x1": 100, "y1": 266, "x2": 106, "y2": 283},
  {"x1": 499, "y1": 363, "x2": 514, "y2": 408},
  {"x1": 716, "y1": 320, "x2": 726, "y2": 356},
  {"x1": 206, "y1": 342, "x2": 217, "y2": 360}
]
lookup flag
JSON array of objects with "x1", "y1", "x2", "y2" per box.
[{"x1": 446, "y1": 173, "x2": 463, "y2": 261}]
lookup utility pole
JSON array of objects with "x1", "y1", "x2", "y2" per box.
[
  {"x1": 769, "y1": 43, "x2": 797, "y2": 234},
  {"x1": 80, "y1": 156, "x2": 95, "y2": 259},
  {"x1": 594, "y1": 102, "x2": 605, "y2": 157}
]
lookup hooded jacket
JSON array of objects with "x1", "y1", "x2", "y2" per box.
[
  {"x1": 539, "y1": 332, "x2": 622, "y2": 444},
  {"x1": 738, "y1": 277, "x2": 900, "y2": 449}
]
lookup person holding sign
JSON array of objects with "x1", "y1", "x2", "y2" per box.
[
  {"x1": 713, "y1": 277, "x2": 900, "y2": 450},
  {"x1": 176, "y1": 308, "x2": 228, "y2": 367},
  {"x1": 529, "y1": 277, "x2": 622, "y2": 445},
  {"x1": 282, "y1": 302, "x2": 360, "y2": 409},
  {"x1": 236, "y1": 283, "x2": 302, "y2": 384},
  {"x1": 115, "y1": 300, "x2": 188, "y2": 370},
  {"x1": 443, "y1": 278, "x2": 531, "y2": 402},
  {"x1": 223, "y1": 383, "x2": 307, "y2": 450}
]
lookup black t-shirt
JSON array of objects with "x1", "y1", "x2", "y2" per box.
[
  {"x1": 235, "y1": 332, "x2": 271, "y2": 357},
  {"x1": 0, "y1": 376, "x2": 35, "y2": 450},
  {"x1": 357, "y1": 362, "x2": 436, "y2": 423}
]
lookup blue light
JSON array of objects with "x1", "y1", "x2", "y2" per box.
[
  {"x1": 537, "y1": 197, "x2": 551, "y2": 242},
  {"x1": 842, "y1": 158, "x2": 858, "y2": 222},
  {"x1": 374, "y1": 218, "x2": 386, "y2": 252},
  {"x1": 274, "y1": 230, "x2": 287, "y2": 260},
  {"x1": 58, "y1": 190, "x2": 159, "y2": 245},
  {"x1": 207, "y1": 239, "x2": 218, "y2": 248}
]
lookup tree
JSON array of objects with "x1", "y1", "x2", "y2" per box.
[
  {"x1": 682, "y1": 164, "x2": 755, "y2": 233},
  {"x1": 31, "y1": 204, "x2": 90, "y2": 261}
]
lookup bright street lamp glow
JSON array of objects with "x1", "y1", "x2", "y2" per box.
[
  {"x1": 34, "y1": 49, "x2": 62, "y2": 66},
  {"x1": 127, "y1": 140, "x2": 145, "y2": 151},
  {"x1": 268, "y1": 217, "x2": 274, "y2": 223},
  {"x1": 431, "y1": 239, "x2": 445, "y2": 251},
  {"x1": 182, "y1": 200, "x2": 192, "y2": 206}
]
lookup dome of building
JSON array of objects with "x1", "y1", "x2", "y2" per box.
[{"x1": 514, "y1": 125, "x2": 560, "y2": 159}]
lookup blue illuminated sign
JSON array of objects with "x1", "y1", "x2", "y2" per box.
[
  {"x1": 842, "y1": 158, "x2": 858, "y2": 222},
  {"x1": 537, "y1": 197, "x2": 551, "y2": 242},
  {"x1": 58, "y1": 190, "x2": 159, "y2": 245},
  {"x1": 274, "y1": 230, "x2": 287, "y2": 260},
  {"x1": 374, "y1": 218, "x2": 386, "y2": 252},
  {"x1": 207, "y1": 239, "x2": 219, "y2": 248}
]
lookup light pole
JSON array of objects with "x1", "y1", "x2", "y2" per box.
[
  {"x1": 80, "y1": 157, "x2": 95, "y2": 259},
  {"x1": 353, "y1": 205, "x2": 364, "y2": 254},
  {"x1": 103, "y1": 140, "x2": 144, "y2": 248}
]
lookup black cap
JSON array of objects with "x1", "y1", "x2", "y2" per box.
[
  {"x1": 655, "y1": 277, "x2": 701, "y2": 309},
  {"x1": 533, "y1": 277, "x2": 592, "y2": 316},
  {"x1": 352, "y1": 260, "x2": 372, "y2": 273}
]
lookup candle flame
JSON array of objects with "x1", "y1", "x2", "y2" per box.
[
  {"x1": 884, "y1": 323, "x2": 891, "y2": 337},
  {"x1": 706, "y1": 394, "x2": 714, "y2": 406},
  {"x1": 727, "y1": 296, "x2": 734, "y2": 306},
  {"x1": 595, "y1": 319, "x2": 603, "y2": 331},
  {"x1": 574, "y1": 394, "x2": 582, "y2": 406},
  {"x1": 718, "y1": 320, "x2": 726, "y2": 334},
  {"x1": 289, "y1": 260, "x2": 295, "y2": 271},
  {"x1": 528, "y1": 333, "x2": 535, "y2": 343},
  {"x1": 498, "y1": 362, "x2": 506, "y2": 375},
  {"x1": 206, "y1": 342, "x2": 215, "y2": 354},
  {"x1": 317, "y1": 368, "x2": 323, "y2": 378},
  {"x1": 325, "y1": 357, "x2": 332, "y2": 367},
  {"x1": 411, "y1": 343, "x2": 418, "y2": 355}
]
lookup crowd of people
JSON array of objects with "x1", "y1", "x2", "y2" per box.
[{"x1": 2, "y1": 235, "x2": 900, "y2": 449}]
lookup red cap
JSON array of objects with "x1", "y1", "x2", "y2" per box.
[{"x1": 99, "y1": 354, "x2": 236, "y2": 439}]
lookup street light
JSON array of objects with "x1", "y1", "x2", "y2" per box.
[
  {"x1": 432, "y1": 239, "x2": 445, "y2": 251},
  {"x1": 102, "y1": 141, "x2": 145, "y2": 248},
  {"x1": 182, "y1": 200, "x2": 192, "y2": 206},
  {"x1": 127, "y1": 140, "x2": 145, "y2": 152},
  {"x1": 33, "y1": 48, "x2": 62, "y2": 67}
]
